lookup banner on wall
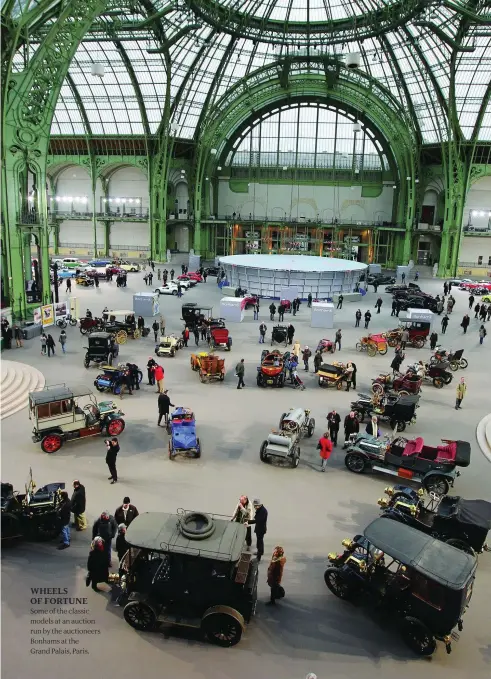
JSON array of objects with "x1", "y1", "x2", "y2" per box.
[
  {"x1": 41, "y1": 304, "x2": 55, "y2": 327},
  {"x1": 33, "y1": 307, "x2": 42, "y2": 325},
  {"x1": 55, "y1": 302, "x2": 68, "y2": 319}
]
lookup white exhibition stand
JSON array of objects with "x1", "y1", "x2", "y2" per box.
[
  {"x1": 311, "y1": 302, "x2": 334, "y2": 329},
  {"x1": 220, "y1": 297, "x2": 244, "y2": 323},
  {"x1": 133, "y1": 291, "x2": 160, "y2": 317},
  {"x1": 406, "y1": 308, "x2": 435, "y2": 328},
  {"x1": 279, "y1": 286, "x2": 299, "y2": 302}
]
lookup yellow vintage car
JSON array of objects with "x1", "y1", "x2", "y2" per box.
[
  {"x1": 481, "y1": 293, "x2": 491, "y2": 303},
  {"x1": 114, "y1": 260, "x2": 140, "y2": 272}
]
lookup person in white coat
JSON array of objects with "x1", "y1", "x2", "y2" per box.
[{"x1": 231, "y1": 495, "x2": 253, "y2": 548}]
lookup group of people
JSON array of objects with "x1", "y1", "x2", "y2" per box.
[
  {"x1": 316, "y1": 409, "x2": 363, "y2": 472},
  {"x1": 354, "y1": 309, "x2": 372, "y2": 328},
  {"x1": 1, "y1": 317, "x2": 24, "y2": 349}
]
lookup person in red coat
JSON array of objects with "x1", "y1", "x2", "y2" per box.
[
  {"x1": 182, "y1": 326, "x2": 190, "y2": 347},
  {"x1": 317, "y1": 432, "x2": 333, "y2": 472},
  {"x1": 154, "y1": 364, "x2": 164, "y2": 393}
]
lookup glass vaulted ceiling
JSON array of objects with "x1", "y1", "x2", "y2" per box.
[{"x1": 11, "y1": 0, "x2": 491, "y2": 142}]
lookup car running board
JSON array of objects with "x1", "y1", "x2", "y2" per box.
[
  {"x1": 371, "y1": 465, "x2": 423, "y2": 483},
  {"x1": 157, "y1": 612, "x2": 201, "y2": 629}
]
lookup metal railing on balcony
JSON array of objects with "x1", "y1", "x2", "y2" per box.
[{"x1": 18, "y1": 212, "x2": 40, "y2": 225}]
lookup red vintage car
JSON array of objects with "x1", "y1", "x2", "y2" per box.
[
  {"x1": 178, "y1": 272, "x2": 202, "y2": 283},
  {"x1": 106, "y1": 265, "x2": 125, "y2": 276},
  {"x1": 209, "y1": 326, "x2": 232, "y2": 350},
  {"x1": 257, "y1": 350, "x2": 286, "y2": 387}
]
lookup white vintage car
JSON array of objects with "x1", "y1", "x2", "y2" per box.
[
  {"x1": 154, "y1": 282, "x2": 180, "y2": 296},
  {"x1": 259, "y1": 407, "x2": 315, "y2": 468}
]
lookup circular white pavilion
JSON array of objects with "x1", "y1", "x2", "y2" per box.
[{"x1": 219, "y1": 254, "x2": 367, "y2": 299}]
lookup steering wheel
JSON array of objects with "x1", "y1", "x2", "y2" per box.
[
  {"x1": 284, "y1": 420, "x2": 297, "y2": 431},
  {"x1": 429, "y1": 491, "x2": 440, "y2": 501}
]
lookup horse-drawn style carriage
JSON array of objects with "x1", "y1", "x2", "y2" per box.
[
  {"x1": 271, "y1": 325, "x2": 288, "y2": 346},
  {"x1": 105, "y1": 310, "x2": 147, "y2": 344},
  {"x1": 191, "y1": 352, "x2": 225, "y2": 383},
  {"x1": 350, "y1": 393, "x2": 419, "y2": 432},
  {"x1": 356, "y1": 334, "x2": 388, "y2": 356},
  {"x1": 257, "y1": 350, "x2": 288, "y2": 387},
  {"x1": 167, "y1": 408, "x2": 201, "y2": 459},
  {"x1": 317, "y1": 362, "x2": 347, "y2": 389},
  {"x1": 385, "y1": 319, "x2": 430, "y2": 349},
  {"x1": 84, "y1": 332, "x2": 116, "y2": 368}
]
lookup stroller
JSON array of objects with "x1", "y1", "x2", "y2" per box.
[{"x1": 292, "y1": 370, "x2": 306, "y2": 391}]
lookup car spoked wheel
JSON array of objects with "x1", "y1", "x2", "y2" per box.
[
  {"x1": 41, "y1": 434, "x2": 63, "y2": 454},
  {"x1": 401, "y1": 617, "x2": 436, "y2": 656},
  {"x1": 459, "y1": 359, "x2": 468, "y2": 369},
  {"x1": 203, "y1": 613, "x2": 242, "y2": 647},
  {"x1": 107, "y1": 418, "x2": 125, "y2": 435},
  {"x1": 344, "y1": 453, "x2": 366, "y2": 473},
  {"x1": 259, "y1": 441, "x2": 270, "y2": 463},
  {"x1": 123, "y1": 602, "x2": 156, "y2": 631},
  {"x1": 423, "y1": 475, "x2": 449, "y2": 495},
  {"x1": 324, "y1": 568, "x2": 353, "y2": 600}
]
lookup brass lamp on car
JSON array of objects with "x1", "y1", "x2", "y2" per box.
[
  {"x1": 341, "y1": 538, "x2": 354, "y2": 549},
  {"x1": 327, "y1": 552, "x2": 338, "y2": 562},
  {"x1": 377, "y1": 497, "x2": 389, "y2": 508},
  {"x1": 384, "y1": 486, "x2": 394, "y2": 496}
]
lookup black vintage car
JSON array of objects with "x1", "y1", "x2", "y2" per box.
[
  {"x1": 324, "y1": 518, "x2": 478, "y2": 656},
  {"x1": 181, "y1": 303, "x2": 214, "y2": 330},
  {"x1": 271, "y1": 325, "x2": 288, "y2": 346},
  {"x1": 350, "y1": 393, "x2": 419, "y2": 432},
  {"x1": 397, "y1": 296, "x2": 438, "y2": 312},
  {"x1": 378, "y1": 485, "x2": 491, "y2": 555},
  {"x1": 367, "y1": 273, "x2": 396, "y2": 286},
  {"x1": 118, "y1": 510, "x2": 258, "y2": 647},
  {"x1": 385, "y1": 283, "x2": 421, "y2": 293},
  {"x1": 1, "y1": 469, "x2": 65, "y2": 541},
  {"x1": 84, "y1": 331, "x2": 115, "y2": 368}
]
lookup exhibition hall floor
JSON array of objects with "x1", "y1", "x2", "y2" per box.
[{"x1": 2, "y1": 270, "x2": 490, "y2": 679}]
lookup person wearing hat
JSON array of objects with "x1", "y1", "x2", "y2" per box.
[
  {"x1": 343, "y1": 411, "x2": 359, "y2": 447},
  {"x1": 70, "y1": 480, "x2": 87, "y2": 531},
  {"x1": 115, "y1": 497, "x2": 139, "y2": 527},
  {"x1": 250, "y1": 499, "x2": 268, "y2": 562},
  {"x1": 266, "y1": 546, "x2": 286, "y2": 605},
  {"x1": 86, "y1": 537, "x2": 109, "y2": 592},
  {"x1": 92, "y1": 511, "x2": 118, "y2": 566}
]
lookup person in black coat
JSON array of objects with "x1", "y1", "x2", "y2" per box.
[
  {"x1": 364, "y1": 310, "x2": 371, "y2": 329},
  {"x1": 326, "y1": 409, "x2": 341, "y2": 446},
  {"x1": 92, "y1": 511, "x2": 118, "y2": 565},
  {"x1": 343, "y1": 412, "x2": 360, "y2": 447},
  {"x1": 116, "y1": 524, "x2": 130, "y2": 562},
  {"x1": 114, "y1": 497, "x2": 139, "y2": 527},
  {"x1": 157, "y1": 390, "x2": 174, "y2": 427},
  {"x1": 71, "y1": 480, "x2": 87, "y2": 531},
  {"x1": 391, "y1": 353, "x2": 404, "y2": 375},
  {"x1": 105, "y1": 438, "x2": 119, "y2": 483},
  {"x1": 86, "y1": 537, "x2": 109, "y2": 591},
  {"x1": 128, "y1": 363, "x2": 140, "y2": 391},
  {"x1": 57, "y1": 491, "x2": 72, "y2": 549},
  {"x1": 286, "y1": 324, "x2": 295, "y2": 345},
  {"x1": 250, "y1": 499, "x2": 268, "y2": 562},
  {"x1": 147, "y1": 357, "x2": 157, "y2": 385}
]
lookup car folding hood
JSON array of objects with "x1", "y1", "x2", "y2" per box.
[
  {"x1": 172, "y1": 422, "x2": 197, "y2": 449},
  {"x1": 454, "y1": 499, "x2": 491, "y2": 529}
]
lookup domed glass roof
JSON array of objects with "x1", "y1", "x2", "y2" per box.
[{"x1": 6, "y1": 0, "x2": 491, "y2": 143}]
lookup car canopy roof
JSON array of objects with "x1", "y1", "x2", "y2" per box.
[
  {"x1": 29, "y1": 385, "x2": 93, "y2": 405},
  {"x1": 452, "y1": 498, "x2": 491, "y2": 530},
  {"x1": 364, "y1": 518, "x2": 477, "y2": 589},
  {"x1": 126, "y1": 511, "x2": 245, "y2": 562},
  {"x1": 88, "y1": 332, "x2": 113, "y2": 340}
]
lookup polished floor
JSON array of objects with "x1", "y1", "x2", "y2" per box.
[{"x1": 2, "y1": 269, "x2": 490, "y2": 679}]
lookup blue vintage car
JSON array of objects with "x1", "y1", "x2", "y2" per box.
[{"x1": 167, "y1": 407, "x2": 201, "y2": 460}]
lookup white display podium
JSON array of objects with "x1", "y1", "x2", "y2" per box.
[
  {"x1": 133, "y1": 292, "x2": 160, "y2": 317},
  {"x1": 279, "y1": 286, "x2": 299, "y2": 302},
  {"x1": 220, "y1": 297, "x2": 244, "y2": 323},
  {"x1": 406, "y1": 308, "x2": 434, "y2": 328},
  {"x1": 311, "y1": 302, "x2": 334, "y2": 329}
]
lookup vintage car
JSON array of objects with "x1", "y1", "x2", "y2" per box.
[
  {"x1": 372, "y1": 371, "x2": 423, "y2": 395},
  {"x1": 356, "y1": 334, "x2": 388, "y2": 357},
  {"x1": 182, "y1": 303, "x2": 213, "y2": 329},
  {"x1": 385, "y1": 283, "x2": 421, "y2": 293},
  {"x1": 257, "y1": 350, "x2": 287, "y2": 387},
  {"x1": 397, "y1": 296, "x2": 438, "y2": 312},
  {"x1": 324, "y1": 517, "x2": 477, "y2": 656},
  {"x1": 94, "y1": 363, "x2": 142, "y2": 395},
  {"x1": 84, "y1": 331, "x2": 116, "y2": 368},
  {"x1": 317, "y1": 362, "x2": 347, "y2": 389},
  {"x1": 1, "y1": 469, "x2": 65, "y2": 541},
  {"x1": 344, "y1": 433, "x2": 470, "y2": 495},
  {"x1": 377, "y1": 485, "x2": 491, "y2": 555},
  {"x1": 316, "y1": 338, "x2": 335, "y2": 354},
  {"x1": 154, "y1": 283, "x2": 180, "y2": 296},
  {"x1": 191, "y1": 353, "x2": 225, "y2": 383},
  {"x1": 75, "y1": 274, "x2": 95, "y2": 287},
  {"x1": 79, "y1": 316, "x2": 105, "y2": 335},
  {"x1": 367, "y1": 273, "x2": 396, "y2": 285},
  {"x1": 29, "y1": 385, "x2": 125, "y2": 453},
  {"x1": 167, "y1": 407, "x2": 201, "y2": 459},
  {"x1": 176, "y1": 274, "x2": 198, "y2": 287},
  {"x1": 271, "y1": 325, "x2": 288, "y2": 346},
  {"x1": 113, "y1": 260, "x2": 140, "y2": 272},
  {"x1": 209, "y1": 325, "x2": 232, "y2": 350},
  {"x1": 242, "y1": 293, "x2": 258, "y2": 309},
  {"x1": 156, "y1": 335, "x2": 183, "y2": 357},
  {"x1": 180, "y1": 271, "x2": 203, "y2": 282},
  {"x1": 430, "y1": 348, "x2": 468, "y2": 371},
  {"x1": 118, "y1": 510, "x2": 258, "y2": 646},
  {"x1": 350, "y1": 393, "x2": 419, "y2": 432},
  {"x1": 105, "y1": 310, "x2": 145, "y2": 343},
  {"x1": 259, "y1": 407, "x2": 315, "y2": 468},
  {"x1": 481, "y1": 293, "x2": 491, "y2": 303},
  {"x1": 385, "y1": 319, "x2": 430, "y2": 349}
]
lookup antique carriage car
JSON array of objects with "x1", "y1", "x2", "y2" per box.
[
  {"x1": 84, "y1": 331, "x2": 116, "y2": 368},
  {"x1": 167, "y1": 407, "x2": 201, "y2": 459},
  {"x1": 324, "y1": 518, "x2": 478, "y2": 656},
  {"x1": 257, "y1": 350, "x2": 287, "y2": 387},
  {"x1": 259, "y1": 407, "x2": 315, "y2": 468}
]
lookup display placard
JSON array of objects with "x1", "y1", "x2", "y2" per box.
[{"x1": 41, "y1": 304, "x2": 55, "y2": 327}]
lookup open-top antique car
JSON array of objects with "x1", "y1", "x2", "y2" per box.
[
  {"x1": 385, "y1": 319, "x2": 430, "y2": 349},
  {"x1": 429, "y1": 347, "x2": 468, "y2": 370},
  {"x1": 356, "y1": 334, "x2": 388, "y2": 356},
  {"x1": 372, "y1": 371, "x2": 422, "y2": 396},
  {"x1": 377, "y1": 485, "x2": 491, "y2": 555},
  {"x1": 167, "y1": 407, "x2": 201, "y2": 459},
  {"x1": 79, "y1": 315, "x2": 105, "y2": 335},
  {"x1": 209, "y1": 325, "x2": 232, "y2": 350},
  {"x1": 317, "y1": 362, "x2": 346, "y2": 389},
  {"x1": 84, "y1": 331, "x2": 116, "y2": 368},
  {"x1": 75, "y1": 274, "x2": 95, "y2": 287},
  {"x1": 344, "y1": 433, "x2": 470, "y2": 495},
  {"x1": 316, "y1": 338, "x2": 335, "y2": 354},
  {"x1": 29, "y1": 385, "x2": 125, "y2": 453},
  {"x1": 94, "y1": 363, "x2": 142, "y2": 395},
  {"x1": 190, "y1": 353, "x2": 225, "y2": 383},
  {"x1": 257, "y1": 349, "x2": 287, "y2": 387},
  {"x1": 156, "y1": 335, "x2": 183, "y2": 357},
  {"x1": 105, "y1": 310, "x2": 145, "y2": 343},
  {"x1": 271, "y1": 325, "x2": 288, "y2": 346},
  {"x1": 259, "y1": 407, "x2": 315, "y2": 468},
  {"x1": 1, "y1": 468, "x2": 65, "y2": 541},
  {"x1": 182, "y1": 303, "x2": 213, "y2": 329},
  {"x1": 407, "y1": 362, "x2": 453, "y2": 388},
  {"x1": 119, "y1": 509, "x2": 258, "y2": 646},
  {"x1": 350, "y1": 393, "x2": 419, "y2": 432},
  {"x1": 324, "y1": 517, "x2": 477, "y2": 656}
]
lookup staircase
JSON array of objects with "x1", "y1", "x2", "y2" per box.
[
  {"x1": 476, "y1": 414, "x2": 491, "y2": 464},
  {"x1": 0, "y1": 361, "x2": 45, "y2": 420}
]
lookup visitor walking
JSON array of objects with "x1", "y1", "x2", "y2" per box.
[
  {"x1": 13, "y1": 324, "x2": 23, "y2": 348},
  {"x1": 236, "y1": 358, "x2": 245, "y2": 389},
  {"x1": 278, "y1": 303, "x2": 285, "y2": 322},
  {"x1": 152, "y1": 319, "x2": 159, "y2": 342},
  {"x1": 461, "y1": 314, "x2": 470, "y2": 334},
  {"x1": 455, "y1": 377, "x2": 467, "y2": 410},
  {"x1": 154, "y1": 364, "x2": 164, "y2": 393},
  {"x1": 317, "y1": 432, "x2": 333, "y2": 472},
  {"x1": 401, "y1": 272, "x2": 406, "y2": 284},
  {"x1": 46, "y1": 333, "x2": 56, "y2": 357},
  {"x1": 86, "y1": 537, "x2": 109, "y2": 591},
  {"x1": 375, "y1": 297, "x2": 383, "y2": 313},
  {"x1": 193, "y1": 326, "x2": 200, "y2": 346},
  {"x1": 66, "y1": 278, "x2": 72, "y2": 293},
  {"x1": 335, "y1": 328, "x2": 342, "y2": 351},
  {"x1": 364, "y1": 310, "x2": 371, "y2": 329},
  {"x1": 343, "y1": 411, "x2": 359, "y2": 446},
  {"x1": 40, "y1": 332, "x2": 47, "y2": 355},
  {"x1": 251, "y1": 499, "x2": 268, "y2": 562},
  {"x1": 391, "y1": 300, "x2": 397, "y2": 316},
  {"x1": 307, "y1": 293, "x2": 312, "y2": 308},
  {"x1": 355, "y1": 309, "x2": 362, "y2": 327},
  {"x1": 487, "y1": 306, "x2": 491, "y2": 322},
  {"x1": 468, "y1": 295, "x2": 475, "y2": 310},
  {"x1": 115, "y1": 497, "x2": 139, "y2": 527},
  {"x1": 302, "y1": 345, "x2": 311, "y2": 371},
  {"x1": 313, "y1": 351, "x2": 322, "y2": 373},
  {"x1": 259, "y1": 322, "x2": 267, "y2": 343},
  {"x1": 58, "y1": 329, "x2": 67, "y2": 353},
  {"x1": 441, "y1": 314, "x2": 449, "y2": 334},
  {"x1": 157, "y1": 390, "x2": 174, "y2": 427},
  {"x1": 287, "y1": 323, "x2": 295, "y2": 344},
  {"x1": 326, "y1": 409, "x2": 341, "y2": 446},
  {"x1": 292, "y1": 340, "x2": 301, "y2": 359},
  {"x1": 253, "y1": 302, "x2": 259, "y2": 320},
  {"x1": 480, "y1": 304, "x2": 487, "y2": 322},
  {"x1": 182, "y1": 326, "x2": 190, "y2": 347},
  {"x1": 474, "y1": 303, "x2": 480, "y2": 319},
  {"x1": 71, "y1": 480, "x2": 87, "y2": 531},
  {"x1": 269, "y1": 302, "x2": 276, "y2": 321},
  {"x1": 479, "y1": 324, "x2": 487, "y2": 345},
  {"x1": 266, "y1": 546, "x2": 286, "y2": 605},
  {"x1": 92, "y1": 511, "x2": 118, "y2": 566},
  {"x1": 57, "y1": 491, "x2": 71, "y2": 550},
  {"x1": 400, "y1": 328, "x2": 409, "y2": 350},
  {"x1": 105, "y1": 437, "x2": 119, "y2": 484},
  {"x1": 430, "y1": 331, "x2": 438, "y2": 350},
  {"x1": 337, "y1": 294, "x2": 344, "y2": 309}
]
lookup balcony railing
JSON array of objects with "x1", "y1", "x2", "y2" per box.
[{"x1": 18, "y1": 212, "x2": 40, "y2": 225}]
